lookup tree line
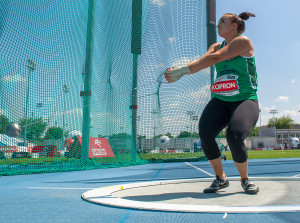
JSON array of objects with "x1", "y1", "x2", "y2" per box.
[
  {"x1": 1, "y1": 114, "x2": 298, "y2": 141},
  {"x1": 0, "y1": 114, "x2": 64, "y2": 141}
]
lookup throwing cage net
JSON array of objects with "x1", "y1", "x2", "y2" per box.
[{"x1": 0, "y1": 0, "x2": 216, "y2": 175}]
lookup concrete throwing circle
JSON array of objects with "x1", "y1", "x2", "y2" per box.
[{"x1": 82, "y1": 177, "x2": 300, "y2": 213}]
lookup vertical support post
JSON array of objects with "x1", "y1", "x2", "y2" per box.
[
  {"x1": 206, "y1": 0, "x2": 216, "y2": 98},
  {"x1": 81, "y1": 0, "x2": 96, "y2": 163},
  {"x1": 24, "y1": 59, "x2": 36, "y2": 146},
  {"x1": 131, "y1": 0, "x2": 142, "y2": 162},
  {"x1": 24, "y1": 69, "x2": 31, "y2": 145}
]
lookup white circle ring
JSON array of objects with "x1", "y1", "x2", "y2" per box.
[{"x1": 82, "y1": 177, "x2": 300, "y2": 213}]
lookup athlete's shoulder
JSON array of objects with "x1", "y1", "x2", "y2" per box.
[{"x1": 233, "y1": 35, "x2": 252, "y2": 45}]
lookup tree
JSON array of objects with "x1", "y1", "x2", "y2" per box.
[
  {"x1": 249, "y1": 126, "x2": 259, "y2": 137},
  {"x1": 44, "y1": 127, "x2": 63, "y2": 140},
  {"x1": 109, "y1": 133, "x2": 131, "y2": 139},
  {"x1": 268, "y1": 115, "x2": 295, "y2": 129},
  {"x1": 220, "y1": 126, "x2": 259, "y2": 138},
  {"x1": 0, "y1": 115, "x2": 10, "y2": 134},
  {"x1": 19, "y1": 117, "x2": 47, "y2": 140},
  {"x1": 220, "y1": 127, "x2": 227, "y2": 138}
]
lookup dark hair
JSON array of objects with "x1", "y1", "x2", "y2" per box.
[{"x1": 224, "y1": 12, "x2": 256, "y2": 34}]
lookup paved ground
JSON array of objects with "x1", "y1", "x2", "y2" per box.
[
  {"x1": 1, "y1": 158, "x2": 300, "y2": 222},
  {"x1": 112, "y1": 179, "x2": 300, "y2": 206}
]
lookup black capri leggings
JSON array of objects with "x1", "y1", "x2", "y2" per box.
[{"x1": 199, "y1": 97, "x2": 259, "y2": 163}]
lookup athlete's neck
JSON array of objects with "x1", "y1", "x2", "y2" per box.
[{"x1": 224, "y1": 33, "x2": 240, "y2": 45}]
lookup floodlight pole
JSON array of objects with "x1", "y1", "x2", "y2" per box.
[
  {"x1": 63, "y1": 85, "x2": 69, "y2": 142},
  {"x1": 151, "y1": 109, "x2": 158, "y2": 150},
  {"x1": 259, "y1": 109, "x2": 261, "y2": 130},
  {"x1": 269, "y1": 109, "x2": 278, "y2": 145},
  {"x1": 186, "y1": 111, "x2": 195, "y2": 150},
  {"x1": 24, "y1": 59, "x2": 36, "y2": 145}
]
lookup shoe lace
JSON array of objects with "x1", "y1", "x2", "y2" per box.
[
  {"x1": 242, "y1": 179, "x2": 255, "y2": 189},
  {"x1": 211, "y1": 178, "x2": 222, "y2": 187}
]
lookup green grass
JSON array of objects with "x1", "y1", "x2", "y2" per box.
[
  {"x1": 0, "y1": 154, "x2": 145, "y2": 166},
  {"x1": 139, "y1": 152, "x2": 204, "y2": 160},
  {"x1": 1, "y1": 150, "x2": 300, "y2": 166},
  {"x1": 224, "y1": 149, "x2": 300, "y2": 160},
  {"x1": 0, "y1": 157, "x2": 69, "y2": 165}
]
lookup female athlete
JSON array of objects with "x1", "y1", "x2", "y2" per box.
[{"x1": 164, "y1": 12, "x2": 259, "y2": 194}]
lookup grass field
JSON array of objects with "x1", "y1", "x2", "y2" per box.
[
  {"x1": 1, "y1": 150, "x2": 300, "y2": 166},
  {"x1": 224, "y1": 149, "x2": 300, "y2": 160}
]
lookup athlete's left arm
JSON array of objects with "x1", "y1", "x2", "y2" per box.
[{"x1": 187, "y1": 36, "x2": 252, "y2": 74}]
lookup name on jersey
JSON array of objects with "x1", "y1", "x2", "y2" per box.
[{"x1": 218, "y1": 69, "x2": 236, "y2": 76}]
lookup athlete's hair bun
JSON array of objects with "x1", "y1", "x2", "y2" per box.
[{"x1": 239, "y1": 12, "x2": 256, "y2": 21}]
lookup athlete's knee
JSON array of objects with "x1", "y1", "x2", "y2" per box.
[
  {"x1": 226, "y1": 128, "x2": 248, "y2": 163},
  {"x1": 226, "y1": 128, "x2": 246, "y2": 144},
  {"x1": 232, "y1": 150, "x2": 248, "y2": 163},
  {"x1": 202, "y1": 145, "x2": 221, "y2": 160},
  {"x1": 199, "y1": 125, "x2": 219, "y2": 141},
  {"x1": 199, "y1": 129, "x2": 211, "y2": 141}
]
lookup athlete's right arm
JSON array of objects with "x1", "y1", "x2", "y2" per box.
[
  {"x1": 164, "y1": 43, "x2": 221, "y2": 83},
  {"x1": 188, "y1": 37, "x2": 252, "y2": 74}
]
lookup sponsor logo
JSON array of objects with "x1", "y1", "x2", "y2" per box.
[
  {"x1": 95, "y1": 139, "x2": 101, "y2": 147},
  {"x1": 211, "y1": 80, "x2": 238, "y2": 92},
  {"x1": 211, "y1": 74, "x2": 240, "y2": 96},
  {"x1": 92, "y1": 148, "x2": 107, "y2": 156}
]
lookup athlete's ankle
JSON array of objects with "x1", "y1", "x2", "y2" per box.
[
  {"x1": 240, "y1": 176, "x2": 249, "y2": 182},
  {"x1": 217, "y1": 174, "x2": 226, "y2": 179}
]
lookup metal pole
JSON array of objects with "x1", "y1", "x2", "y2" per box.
[
  {"x1": 131, "y1": 53, "x2": 138, "y2": 161},
  {"x1": 63, "y1": 85, "x2": 69, "y2": 143},
  {"x1": 24, "y1": 59, "x2": 36, "y2": 145},
  {"x1": 131, "y1": 0, "x2": 142, "y2": 161},
  {"x1": 186, "y1": 111, "x2": 195, "y2": 150},
  {"x1": 151, "y1": 109, "x2": 158, "y2": 150},
  {"x1": 259, "y1": 109, "x2": 261, "y2": 130},
  {"x1": 24, "y1": 70, "x2": 31, "y2": 145},
  {"x1": 269, "y1": 109, "x2": 278, "y2": 145},
  {"x1": 80, "y1": 0, "x2": 96, "y2": 163},
  {"x1": 206, "y1": 0, "x2": 216, "y2": 98}
]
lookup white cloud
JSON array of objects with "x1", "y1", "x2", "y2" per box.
[
  {"x1": 168, "y1": 37, "x2": 175, "y2": 44},
  {"x1": 168, "y1": 101, "x2": 180, "y2": 108},
  {"x1": 291, "y1": 79, "x2": 296, "y2": 84},
  {"x1": 0, "y1": 109, "x2": 8, "y2": 116},
  {"x1": 171, "y1": 55, "x2": 201, "y2": 67},
  {"x1": 46, "y1": 97, "x2": 54, "y2": 102},
  {"x1": 278, "y1": 109, "x2": 300, "y2": 118},
  {"x1": 92, "y1": 112, "x2": 121, "y2": 124},
  {"x1": 187, "y1": 85, "x2": 211, "y2": 105},
  {"x1": 275, "y1": 96, "x2": 289, "y2": 102},
  {"x1": 55, "y1": 108, "x2": 82, "y2": 117},
  {"x1": 1, "y1": 74, "x2": 26, "y2": 83},
  {"x1": 150, "y1": 0, "x2": 165, "y2": 7},
  {"x1": 259, "y1": 104, "x2": 276, "y2": 112}
]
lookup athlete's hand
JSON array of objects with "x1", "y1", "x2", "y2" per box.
[
  {"x1": 164, "y1": 67, "x2": 175, "y2": 83},
  {"x1": 164, "y1": 66, "x2": 190, "y2": 83}
]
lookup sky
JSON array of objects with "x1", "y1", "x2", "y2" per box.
[
  {"x1": 0, "y1": 0, "x2": 299, "y2": 139},
  {"x1": 216, "y1": 0, "x2": 300, "y2": 126}
]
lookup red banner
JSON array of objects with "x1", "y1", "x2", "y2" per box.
[
  {"x1": 0, "y1": 146, "x2": 17, "y2": 153},
  {"x1": 77, "y1": 137, "x2": 115, "y2": 158},
  {"x1": 254, "y1": 148, "x2": 263, "y2": 150}
]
